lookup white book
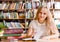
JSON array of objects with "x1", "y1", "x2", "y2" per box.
[
  {"x1": 2, "y1": 3, "x2": 6, "y2": 9},
  {"x1": 0, "y1": 4, "x2": 2, "y2": 9}
]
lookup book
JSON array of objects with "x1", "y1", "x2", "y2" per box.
[
  {"x1": 18, "y1": 2, "x2": 23, "y2": 10},
  {"x1": 25, "y1": 1, "x2": 32, "y2": 9},
  {"x1": 4, "y1": 3, "x2": 10, "y2": 10},
  {"x1": 14, "y1": 22, "x2": 21, "y2": 28},
  {"x1": 11, "y1": 22, "x2": 16, "y2": 27},
  {"x1": 0, "y1": 4, "x2": 2, "y2": 9},
  {"x1": 9, "y1": 3, "x2": 16, "y2": 10},
  {"x1": 0, "y1": 11, "x2": 4, "y2": 19},
  {"x1": 3, "y1": 34, "x2": 21, "y2": 36},
  {"x1": 26, "y1": 10, "x2": 34, "y2": 18},
  {"x1": 14, "y1": 12, "x2": 19, "y2": 19},
  {"x1": 6, "y1": 22, "x2": 13, "y2": 28},
  {"x1": 4, "y1": 29, "x2": 23, "y2": 34},
  {"x1": 15, "y1": 2, "x2": 19, "y2": 10},
  {"x1": 4, "y1": 12, "x2": 10, "y2": 19},
  {"x1": 19, "y1": 13, "x2": 25, "y2": 18},
  {"x1": 2, "y1": 3, "x2": 6, "y2": 10},
  {"x1": 10, "y1": 12, "x2": 15, "y2": 19}
]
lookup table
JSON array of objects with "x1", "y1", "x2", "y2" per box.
[{"x1": 1, "y1": 38, "x2": 60, "y2": 42}]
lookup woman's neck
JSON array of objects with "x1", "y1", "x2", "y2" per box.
[{"x1": 38, "y1": 19, "x2": 46, "y2": 24}]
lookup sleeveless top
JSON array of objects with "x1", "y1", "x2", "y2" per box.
[{"x1": 29, "y1": 20, "x2": 50, "y2": 40}]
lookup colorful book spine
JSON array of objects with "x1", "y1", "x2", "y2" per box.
[{"x1": 4, "y1": 29, "x2": 23, "y2": 34}]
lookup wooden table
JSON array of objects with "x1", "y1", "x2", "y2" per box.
[{"x1": 1, "y1": 38, "x2": 60, "y2": 42}]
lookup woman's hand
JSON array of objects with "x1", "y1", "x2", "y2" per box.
[{"x1": 41, "y1": 36, "x2": 50, "y2": 40}]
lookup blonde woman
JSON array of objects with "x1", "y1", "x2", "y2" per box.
[{"x1": 18, "y1": 6, "x2": 59, "y2": 40}]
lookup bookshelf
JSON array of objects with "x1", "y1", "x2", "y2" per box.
[{"x1": 0, "y1": 0, "x2": 26, "y2": 40}]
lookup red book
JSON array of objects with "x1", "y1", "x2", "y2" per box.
[{"x1": 4, "y1": 29, "x2": 23, "y2": 34}]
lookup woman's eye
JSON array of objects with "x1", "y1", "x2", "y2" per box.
[{"x1": 44, "y1": 13, "x2": 46, "y2": 15}]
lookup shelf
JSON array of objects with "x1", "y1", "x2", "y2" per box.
[
  {"x1": 54, "y1": 9, "x2": 60, "y2": 11},
  {"x1": 54, "y1": 18, "x2": 60, "y2": 20},
  {"x1": 0, "y1": 18, "x2": 34, "y2": 20},
  {"x1": 0, "y1": 18, "x2": 25, "y2": 20},
  {"x1": 55, "y1": 0, "x2": 60, "y2": 2},
  {"x1": 0, "y1": 9, "x2": 26, "y2": 12},
  {"x1": 0, "y1": 0, "x2": 24, "y2": 2},
  {"x1": 26, "y1": 18, "x2": 34, "y2": 20}
]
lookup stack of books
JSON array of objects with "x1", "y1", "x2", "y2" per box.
[{"x1": 3, "y1": 29, "x2": 23, "y2": 36}]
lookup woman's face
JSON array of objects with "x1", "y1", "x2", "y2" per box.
[{"x1": 38, "y1": 8, "x2": 47, "y2": 21}]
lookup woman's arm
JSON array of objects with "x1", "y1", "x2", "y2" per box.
[
  {"x1": 19, "y1": 27, "x2": 34, "y2": 38},
  {"x1": 42, "y1": 27, "x2": 59, "y2": 39}
]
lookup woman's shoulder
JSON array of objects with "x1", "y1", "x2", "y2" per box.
[{"x1": 30, "y1": 20, "x2": 37, "y2": 23}]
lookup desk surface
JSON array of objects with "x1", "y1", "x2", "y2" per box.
[{"x1": 1, "y1": 38, "x2": 60, "y2": 42}]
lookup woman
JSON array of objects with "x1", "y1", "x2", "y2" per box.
[{"x1": 8, "y1": 6, "x2": 59, "y2": 40}]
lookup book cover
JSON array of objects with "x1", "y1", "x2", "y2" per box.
[{"x1": 6, "y1": 22, "x2": 13, "y2": 28}]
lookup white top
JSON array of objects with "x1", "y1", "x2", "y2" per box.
[{"x1": 29, "y1": 20, "x2": 49, "y2": 40}]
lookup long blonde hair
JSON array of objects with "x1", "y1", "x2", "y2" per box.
[{"x1": 35, "y1": 6, "x2": 58, "y2": 35}]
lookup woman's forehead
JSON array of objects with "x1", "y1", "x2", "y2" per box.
[{"x1": 40, "y1": 8, "x2": 47, "y2": 13}]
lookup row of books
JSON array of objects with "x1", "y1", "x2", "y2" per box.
[
  {"x1": 0, "y1": 12, "x2": 19, "y2": 19},
  {"x1": 25, "y1": 1, "x2": 40, "y2": 9},
  {"x1": 0, "y1": 10, "x2": 37, "y2": 19},
  {"x1": 4, "y1": 12, "x2": 18, "y2": 19},
  {"x1": 5, "y1": 22, "x2": 24, "y2": 29},
  {"x1": 0, "y1": 1, "x2": 40, "y2": 10},
  {"x1": 47, "y1": 2, "x2": 60, "y2": 9},
  {"x1": 0, "y1": 2, "x2": 25, "y2": 10},
  {"x1": 0, "y1": 22, "x2": 24, "y2": 29}
]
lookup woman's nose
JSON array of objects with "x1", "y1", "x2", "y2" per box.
[{"x1": 41, "y1": 14, "x2": 44, "y2": 17}]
